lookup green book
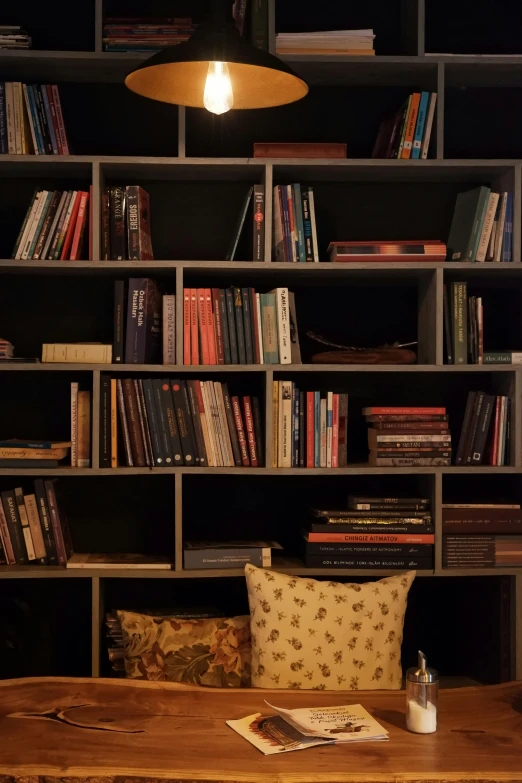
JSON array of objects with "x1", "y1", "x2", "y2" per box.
[
  {"x1": 451, "y1": 282, "x2": 467, "y2": 365},
  {"x1": 447, "y1": 185, "x2": 491, "y2": 262}
]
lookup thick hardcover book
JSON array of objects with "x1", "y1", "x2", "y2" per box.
[
  {"x1": 122, "y1": 378, "x2": 146, "y2": 466},
  {"x1": 109, "y1": 186, "x2": 126, "y2": 260},
  {"x1": 113, "y1": 280, "x2": 126, "y2": 363},
  {"x1": 34, "y1": 479, "x2": 58, "y2": 564},
  {"x1": 447, "y1": 185, "x2": 491, "y2": 262},
  {"x1": 252, "y1": 185, "x2": 265, "y2": 261},
  {"x1": 252, "y1": 396, "x2": 265, "y2": 467},
  {"x1": 241, "y1": 287, "x2": 254, "y2": 364},
  {"x1": 222, "y1": 384, "x2": 242, "y2": 466},
  {"x1": 304, "y1": 555, "x2": 433, "y2": 569},
  {"x1": 44, "y1": 480, "x2": 72, "y2": 565},
  {"x1": 99, "y1": 375, "x2": 111, "y2": 467},
  {"x1": 152, "y1": 379, "x2": 173, "y2": 466},
  {"x1": 254, "y1": 142, "x2": 347, "y2": 158},
  {"x1": 124, "y1": 278, "x2": 161, "y2": 364},
  {"x1": 171, "y1": 380, "x2": 196, "y2": 466},
  {"x1": 232, "y1": 395, "x2": 250, "y2": 466},
  {"x1": 117, "y1": 379, "x2": 133, "y2": 466},
  {"x1": 233, "y1": 287, "x2": 247, "y2": 364},
  {"x1": 260, "y1": 292, "x2": 278, "y2": 363},
  {"x1": 470, "y1": 393, "x2": 495, "y2": 464},
  {"x1": 1, "y1": 490, "x2": 26, "y2": 564},
  {"x1": 306, "y1": 531, "x2": 435, "y2": 543},
  {"x1": 242, "y1": 396, "x2": 258, "y2": 467},
  {"x1": 126, "y1": 185, "x2": 153, "y2": 260},
  {"x1": 305, "y1": 541, "x2": 434, "y2": 556},
  {"x1": 187, "y1": 380, "x2": 207, "y2": 466},
  {"x1": 142, "y1": 379, "x2": 163, "y2": 466},
  {"x1": 184, "y1": 544, "x2": 273, "y2": 569}
]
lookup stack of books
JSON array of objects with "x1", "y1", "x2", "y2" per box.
[
  {"x1": 0, "y1": 439, "x2": 70, "y2": 469},
  {"x1": 12, "y1": 189, "x2": 91, "y2": 261},
  {"x1": 273, "y1": 184, "x2": 319, "y2": 263},
  {"x1": 301, "y1": 497, "x2": 434, "y2": 570},
  {"x1": 0, "y1": 26, "x2": 31, "y2": 49},
  {"x1": 254, "y1": 143, "x2": 346, "y2": 159},
  {"x1": 0, "y1": 83, "x2": 69, "y2": 155},
  {"x1": 372, "y1": 92, "x2": 437, "y2": 160},
  {"x1": 103, "y1": 17, "x2": 194, "y2": 52},
  {"x1": 0, "y1": 338, "x2": 13, "y2": 360},
  {"x1": 183, "y1": 286, "x2": 300, "y2": 366},
  {"x1": 443, "y1": 503, "x2": 522, "y2": 568},
  {"x1": 275, "y1": 29, "x2": 375, "y2": 55},
  {"x1": 364, "y1": 406, "x2": 451, "y2": 466},
  {"x1": 447, "y1": 187, "x2": 513, "y2": 262},
  {"x1": 273, "y1": 382, "x2": 348, "y2": 468},
  {"x1": 100, "y1": 377, "x2": 264, "y2": 469},
  {"x1": 101, "y1": 186, "x2": 154, "y2": 261},
  {"x1": 183, "y1": 540, "x2": 282, "y2": 570},
  {"x1": 328, "y1": 240, "x2": 447, "y2": 262},
  {"x1": 0, "y1": 479, "x2": 71, "y2": 565},
  {"x1": 455, "y1": 391, "x2": 511, "y2": 466}
]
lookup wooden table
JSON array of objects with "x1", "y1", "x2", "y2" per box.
[{"x1": 0, "y1": 677, "x2": 521, "y2": 783}]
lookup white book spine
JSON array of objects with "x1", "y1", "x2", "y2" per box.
[
  {"x1": 15, "y1": 191, "x2": 41, "y2": 259},
  {"x1": 22, "y1": 84, "x2": 39, "y2": 156},
  {"x1": 162, "y1": 294, "x2": 176, "y2": 364},
  {"x1": 42, "y1": 190, "x2": 67, "y2": 260},
  {"x1": 71, "y1": 381, "x2": 79, "y2": 467},
  {"x1": 5, "y1": 82, "x2": 15, "y2": 154},
  {"x1": 308, "y1": 187, "x2": 320, "y2": 262},
  {"x1": 280, "y1": 381, "x2": 293, "y2": 468},
  {"x1": 255, "y1": 292, "x2": 264, "y2": 364},
  {"x1": 273, "y1": 287, "x2": 291, "y2": 364},
  {"x1": 494, "y1": 192, "x2": 508, "y2": 262},
  {"x1": 420, "y1": 92, "x2": 437, "y2": 159},
  {"x1": 13, "y1": 82, "x2": 22, "y2": 154},
  {"x1": 15, "y1": 488, "x2": 36, "y2": 561},
  {"x1": 374, "y1": 433, "x2": 451, "y2": 443},
  {"x1": 197, "y1": 383, "x2": 214, "y2": 467},
  {"x1": 475, "y1": 192, "x2": 499, "y2": 262},
  {"x1": 21, "y1": 190, "x2": 48, "y2": 259},
  {"x1": 215, "y1": 383, "x2": 235, "y2": 467},
  {"x1": 209, "y1": 382, "x2": 226, "y2": 466},
  {"x1": 320, "y1": 398, "x2": 327, "y2": 468}
]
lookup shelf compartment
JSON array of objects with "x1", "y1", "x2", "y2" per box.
[
  {"x1": 445, "y1": 88, "x2": 522, "y2": 159},
  {"x1": 426, "y1": 0, "x2": 522, "y2": 57},
  {"x1": 1, "y1": 0, "x2": 95, "y2": 53}
]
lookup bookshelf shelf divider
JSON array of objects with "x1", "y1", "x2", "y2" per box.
[
  {"x1": 174, "y1": 474, "x2": 183, "y2": 572},
  {"x1": 91, "y1": 576, "x2": 102, "y2": 677}
]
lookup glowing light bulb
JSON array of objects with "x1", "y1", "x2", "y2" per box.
[{"x1": 203, "y1": 61, "x2": 234, "y2": 115}]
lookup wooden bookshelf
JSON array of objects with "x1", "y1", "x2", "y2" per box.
[{"x1": 0, "y1": 0, "x2": 521, "y2": 683}]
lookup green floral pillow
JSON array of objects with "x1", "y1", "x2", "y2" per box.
[{"x1": 117, "y1": 611, "x2": 251, "y2": 688}]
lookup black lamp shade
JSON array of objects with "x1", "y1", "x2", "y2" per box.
[{"x1": 125, "y1": 18, "x2": 308, "y2": 109}]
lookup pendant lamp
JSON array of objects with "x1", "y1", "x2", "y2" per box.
[{"x1": 125, "y1": 0, "x2": 308, "y2": 114}]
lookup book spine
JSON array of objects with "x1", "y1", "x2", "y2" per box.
[
  {"x1": 48, "y1": 189, "x2": 72, "y2": 260},
  {"x1": 243, "y1": 396, "x2": 258, "y2": 467},
  {"x1": 189, "y1": 288, "x2": 198, "y2": 365},
  {"x1": 109, "y1": 186, "x2": 126, "y2": 260},
  {"x1": 29, "y1": 191, "x2": 53, "y2": 258},
  {"x1": 51, "y1": 84, "x2": 69, "y2": 154},
  {"x1": 135, "y1": 380, "x2": 152, "y2": 467},
  {"x1": 217, "y1": 384, "x2": 236, "y2": 466},
  {"x1": 195, "y1": 380, "x2": 215, "y2": 466},
  {"x1": 411, "y1": 91, "x2": 429, "y2": 159},
  {"x1": 44, "y1": 481, "x2": 67, "y2": 565},
  {"x1": 69, "y1": 190, "x2": 89, "y2": 261},
  {"x1": 286, "y1": 184, "x2": 298, "y2": 263},
  {"x1": 225, "y1": 287, "x2": 239, "y2": 364},
  {"x1": 401, "y1": 92, "x2": 421, "y2": 159},
  {"x1": 251, "y1": 0, "x2": 268, "y2": 49},
  {"x1": 272, "y1": 380, "x2": 279, "y2": 468},
  {"x1": 320, "y1": 397, "x2": 327, "y2": 468},
  {"x1": 421, "y1": 92, "x2": 437, "y2": 159},
  {"x1": 45, "y1": 84, "x2": 61, "y2": 153},
  {"x1": 469, "y1": 187, "x2": 491, "y2": 261},
  {"x1": 452, "y1": 282, "x2": 467, "y2": 365},
  {"x1": 172, "y1": 380, "x2": 196, "y2": 466},
  {"x1": 41, "y1": 83, "x2": 58, "y2": 154},
  {"x1": 252, "y1": 183, "x2": 265, "y2": 261},
  {"x1": 307, "y1": 531, "x2": 435, "y2": 544},
  {"x1": 253, "y1": 291, "x2": 263, "y2": 364},
  {"x1": 306, "y1": 391, "x2": 314, "y2": 468},
  {"x1": 34, "y1": 479, "x2": 58, "y2": 564},
  {"x1": 280, "y1": 381, "x2": 293, "y2": 468},
  {"x1": 494, "y1": 192, "x2": 508, "y2": 262},
  {"x1": 314, "y1": 391, "x2": 321, "y2": 467},
  {"x1": 12, "y1": 81, "x2": 22, "y2": 154},
  {"x1": 307, "y1": 186, "x2": 320, "y2": 262},
  {"x1": 122, "y1": 378, "x2": 146, "y2": 466},
  {"x1": 117, "y1": 379, "x2": 134, "y2": 466},
  {"x1": 476, "y1": 192, "x2": 499, "y2": 262},
  {"x1": 113, "y1": 280, "x2": 125, "y2": 363},
  {"x1": 126, "y1": 185, "x2": 140, "y2": 259},
  {"x1": 202, "y1": 382, "x2": 220, "y2": 465},
  {"x1": 252, "y1": 395, "x2": 265, "y2": 467},
  {"x1": 465, "y1": 391, "x2": 484, "y2": 465},
  {"x1": 205, "y1": 288, "x2": 217, "y2": 365},
  {"x1": 163, "y1": 294, "x2": 176, "y2": 364},
  {"x1": 292, "y1": 183, "x2": 306, "y2": 262},
  {"x1": 274, "y1": 287, "x2": 291, "y2": 363},
  {"x1": 304, "y1": 555, "x2": 432, "y2": 569},
  {"x1": 27, "y1": 85, "x2": 44, "y2": 153},
  {"x1": 331, "y1": 392, "x2": 339, "y2": 467},
  {"x1": 197, "y1": 288, "x2": 209, "y2": 365},
  {"x1": 260, "y1": 293, "x2": 278, "y2": 363},
  {"x1": 280, "y1": 185, "x2": 292, "y2": 262},
  {"x1": 124, "y1": 278, "x2": 148, "y2": 363},
  {"x1": 184, "y1": 547, "x2": 271, "y2": 569},
  {"x1": 218, "y1": 289, "x2": 231, "y2": 364},
  {"x1": 292, "y1": 387, "x2": 299, "y2": 467},
  {"x1": 222, "y1": 384, "x2": 242, "y2": 466},
  {"x1": 299, "y1": 390, "x2": 305, "y2": 467},
  {"x1": 23, "y1": 493, "x2": 47, "y2": 563},
  {"x1": 470, "y1": 393, "x2": 495, "y2": 465},
  {"x1": 370, "y1": 457, "x2": 451, "y2": 466},
  {"x1": 232, "y1": 395, "x2": 250, "y2": 466},
  {"x1": 34, "y1": 85, "x2": 52, "y2": 154},
  {"x1": 77, "y1": 390, "x2": 91, "y2": 468},
  {"x1": 101, "y1": 187, "x2": 110, "y2": 259},
  {"x1": 211, "y1": 288, "x2": 225, "y2": 364},
  {"x1": 153, "y1": 379, "x2": 174, "y2": 466},
  {"x1": 14, "y1": 487, "x2": 35, "y2": 561},
  {"x1": 231, "y1": 286, "x2": 246, "y2": 364},
  {"x1": 187, "y1": 380, "x2": 207, "y2": 466},
  {"x1": 110, "y1": 378, "x2": 118, "y2": 467},
  {"x1": 397, "y1": 95, "x2": 411, "y2": 158},
  {"x1": 183, "y1": 289, "x2": 191, "y2": 364},
  {"x1": 443, "y1": 283, "x2": 453, "y2": 364},
  {"x1": 99, "y1": 375, "x2": 111, "y2": 467},
  {"x1": 22, "y1": 189, "x2": 48, "y2": 259},
  {"x1": 70, "y1": 381, "x2": 78, "y2": 467},
  {"x1": 241, "y1": 287, "x2": 254, "y2": 364},
  {"x1": 273, "y1": 185, "x2": 285, "y2": 262},
  {"x1": 142, "y1": 379, "x2": 163, "y2": 466},
  {"x1": 306, "y1": 542, "x2": 434, "y2": 556},
  {"x1": 0, "y1": 82, "x2": 6, "y2": 154}
]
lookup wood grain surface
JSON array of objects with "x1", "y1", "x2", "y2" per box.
[{"x1": 0, "y1": 678, "x2": 521, "y2": 782}]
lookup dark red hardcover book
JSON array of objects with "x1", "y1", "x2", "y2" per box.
[
  {"x1": 222, "y1": 384, "x2": 242, "y2": 466},
  {"x1": 364, "y1": 406, "x2": 446, "y2": 416},
  {"x1": 366, "y1": 414, "x2": 448, "y2": 422},
  {"x1": 190, "y1": 288, "x2": 199, "y2": 365},
  {"x1": 232, "y1": 395, "x2": 250, "y2": 466},
  {"x1": 183, "y1": 289, "x2": 191, "y2": 365},
  {"x1": 242, "y1": 396, "x2": 258, "y2": 467},
  {"x1": 206, "y1": 288, "x2": 217, "y2": 365},
  {"x1": 44, "y1": 480, "x2": 72, "y2": 565},
  {"x1": 212, "y1": 288, "x2": 225, "y2": 364},
  {"x1": 372, "y1": 421, "x2": 449, "y2": 431}
]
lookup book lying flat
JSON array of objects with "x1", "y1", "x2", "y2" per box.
[
  {"x1": 66, "y1": 553, "x2": 172, "y2": 569},
  {"x1": 227, "y1": 702, "x2": 388, "y2": 755}
]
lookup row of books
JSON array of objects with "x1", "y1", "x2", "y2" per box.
[
  {"x1": 0, "y1": 480, "x2": 71, "y2": 565},
  {"x1": 115, "y1": 278, "x2": 172, "y2": 364},
  {"x1": 455, "y1": 391, "x2": 511, "y2": 466},
  {"x1": 273, "y1": 184, "x2": 319, "y2": 263},
  {"x1": 102, "y1": 186, "x2": 154, "y2": 261},
  {"x1": 102, "y1": 17, "x2": 194, "y2": 52},
  {"x1": 273, "y1": 382, "x2": 348, "y2": 468},
  {"x1": 447, "y1": 187, "x2": 513, "y2": 263},
  {"x1": 12, "y1": 189, "x2": 90, "y2": 261},
  {"x1": 0, "y1": 82, "x2": 69, "y2": 155},
  {"x1": 302, "y1": 496, "x2": 434, "y2": 570},
  {"x1": 442, "y1": 503, "x2": 522, "y2": 568},
  {"x1": 0, "y1": 25, "x2": 31, "y2": 49},
  {"x1": 275, "y1": 29, "x2": 375, "y2": 56},
  {"x1": 364, "y1": 407, "x2": 451, "y2": 466},
  {"x1": 372, "y1": 92, "x2": 437, "y2": 160},
  {"x1": 100, "y1": 377, "x2": 264, "y2": 468},
  {"x1": 183, "y1": 286, "x2": 301, "y2": 366},
  {"x1": 328, "y1": 240, "x2": 447, "y2": 263}
]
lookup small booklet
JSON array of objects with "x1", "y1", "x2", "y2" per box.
[{"x1": 227, "y1": 702, "x2": 389, "y2": 755}]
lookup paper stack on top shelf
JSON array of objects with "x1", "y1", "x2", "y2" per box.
[{"x1": 276, "y1": 29, "x2": 375, "y2": 56}]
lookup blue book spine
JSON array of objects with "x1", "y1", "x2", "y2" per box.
[
  {"x1": 0, "y1": 83, "x2": 6, "y2": 154},
  {"x1": 293, "y1": 386, "x2": 300, "y2": 466},
  {"x1": 411, "y1": 91, "x2": 429, "y2": 160},
  {"x1": 40, "y1": 85, "x2": 59, "y2": 154},
  {"x1": 280, "y1": 185, "x2": 293, "y2": 262},
  {"x1": 28, "y1": 86, "x2": 45, "y2": 154},
  {"x1": 502, "y1": 194, "x2": 513, "y2": 262},
  {"x1": 293, "y1": 183, "x2": 306, "y2": 262},
  {"x1": 314, "y1": 391, "x2": 321, "y2": 468}
]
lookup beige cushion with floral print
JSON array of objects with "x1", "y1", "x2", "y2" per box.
[
  {"x1": 118, "y1": 611, "x2": 251, "y2": 687},
  {"x1": 245, "y1": 566, "x2": 415, "y2": 690}
]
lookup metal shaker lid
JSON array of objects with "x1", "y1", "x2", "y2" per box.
[{"x1": 406, "y1": 650, "x2": 439, "y2": 683}]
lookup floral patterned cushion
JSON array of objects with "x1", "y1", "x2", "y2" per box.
[
  {"x1": 117, "y1": 611, "x2": 251, "y2": 688},
  {"x1": 245, "y1": 565, "x2": 415, "y2": 690}
]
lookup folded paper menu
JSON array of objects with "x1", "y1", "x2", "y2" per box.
[{"x1": 227, "y1": 702, "x2": 389, "y2": 755}]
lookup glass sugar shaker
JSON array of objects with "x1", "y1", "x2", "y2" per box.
[{"x1": 406, "y1": 650, "x2": 439, "y2": 734}]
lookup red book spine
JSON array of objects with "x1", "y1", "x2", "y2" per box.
[
  {"x1": 206, "y1": 288, "x2": 217, "y2": 365},
  {"x1": 183, "y1": 289, "x2": 191, "y2": 365},
  {"x1": 51, "y1": 85, "x2": 69, "y2": 155},
  {"x1": 232, "y1": 395, "x2": 250, "y2": 466},
  {"x1": 190, "y1": 288, "x2": 199, "y2": 365},
  {"x1": 88, "y1": 184, "x2": 93, "y2": 260},
  {"x1": 242, "y1": 396, "x2": 258, "y2": 467},
  {"x1": 60, "y1": 192, "x2": 82, "y2": 260},
  {"x1": 69, "y1": 191, "x2": 89, "y2": 261},
  {"x1": 491, "y1": 396, "x2": 501, "y2": 466},
  {"x1": 331, "y1": 393, "x2": 339, "y2": 468},
  {"x1": 197, "y1": 289, "x2": 209, "y2": 365},
  {"x1": 365, "y1": 407, "x2": 446, "y2": 415},
  {"x1": 306, "y1": 391, "x2": 314, "y2": 468},
  {"x1": 250, "y1": 288, "x2": 261, "y2": 364},
  {"x1": 212, "y1": 288, "x2": 225, "y2": 364},
  {"x1": 46, "y1": 85, "x2": 62, "y2": 155}
]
